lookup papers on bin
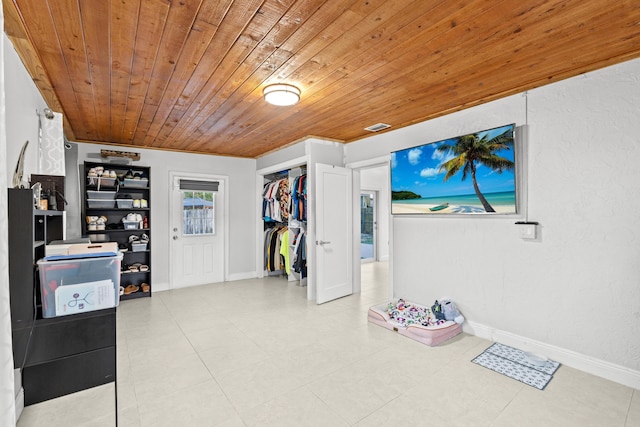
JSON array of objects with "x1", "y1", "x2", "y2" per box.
[{"x1": 55, "y1": 279, "x2": 116, "y2": 316}]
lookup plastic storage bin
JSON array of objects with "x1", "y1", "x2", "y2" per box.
[
  {"x1": 86, "y1": 190, "x2": 116, "y2": 200},
  {"x1": 37, "y1": 253, "x2": 123, "y2": 318},
  {"x1": 131, "y1": 242, "x2": 147, "y2": 252},
  {"x1": 87, "y1": 199, "x2": 116, "y2": 208},
  {"x1": 122, "y1": 220, "x2": 140, "y2": 230},
  {"x1": 87, "y1": 176, "x2": 117, "y2": 188},
  {"x1": 116, "y1": 199, "x2": 133, "y2": 209},
  {"x1": 123, "y1": 178, "x2": 148, "y2": 188}
]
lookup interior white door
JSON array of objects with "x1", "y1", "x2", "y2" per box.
[
  {"x1": 170, "y1": 175, "x2": 224, "y2": 289},
  {"x1": 316, "y1": 163, "x2": 353, "y2": 304}
]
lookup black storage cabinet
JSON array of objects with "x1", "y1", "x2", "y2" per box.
[{"x1": 8, "y1": 188, "x2": 116, "y2": 405}]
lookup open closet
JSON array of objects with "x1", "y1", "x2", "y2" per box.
[
  {"x1": 256, "y1": 138, "x2": 359, "y2": 304},
  {"x1": 262, "y1": 166, "x2": 307, "y2": 286}
]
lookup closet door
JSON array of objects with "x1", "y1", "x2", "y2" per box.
[{"x1": 315, "y1": 163, "x2": 353, "y2": 304}]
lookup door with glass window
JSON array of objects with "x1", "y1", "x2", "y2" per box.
[{"x1": 170, "y1": 175, "x2": 224, "y2": 289}]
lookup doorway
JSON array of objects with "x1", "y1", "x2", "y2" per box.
[
  {"x1": 352, "y1": 161, "x2": 391, "y2": 299},
  {"x1": 360, "y1": 191, "x2": 376, "y2": 262},
  {"x1": 169, "y1": 173, "x2": 227, "y2": 289}
]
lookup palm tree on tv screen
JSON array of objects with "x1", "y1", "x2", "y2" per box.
[{"x1": 436, "y1": 128, "x2": 514, "y2": 212}]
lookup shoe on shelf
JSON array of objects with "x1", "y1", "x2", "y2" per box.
[
  {"x1": 123, "y1": 284, "x2": 139, "y2": 295},
  {"x1": 141, "y1": 283, "x2": 150, "y2": 292}
]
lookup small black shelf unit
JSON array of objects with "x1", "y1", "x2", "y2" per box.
[{"x1": 82, "y1": 161, "x2": 152, "y2": 300}]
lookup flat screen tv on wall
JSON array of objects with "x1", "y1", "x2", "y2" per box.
[{"x1": 391, "y1": 123, "x2": 517, "y2": 215}]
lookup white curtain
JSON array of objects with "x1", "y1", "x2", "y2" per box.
[
  {"x1": 39, "y1": 110, "x2": 64, "y2": 175},
  {"x1": 0, "y1": 3, "x2": 18, "y2": 425}
]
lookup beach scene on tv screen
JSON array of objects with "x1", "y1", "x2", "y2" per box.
[{"x1": 391, "y1": 123, "x2": 516, "y2": 214}]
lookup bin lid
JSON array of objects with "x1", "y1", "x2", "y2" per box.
[{"x1": 40, "y1": 251, "x2": 122, "y2": 262}]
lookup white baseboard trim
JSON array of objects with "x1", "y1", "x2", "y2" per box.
[
  {"x1": 151, "y1": 281, "x2": 169, "y2": 292},
  {"x1": 14, "y1": 368, "x2": 23, "y2": 421},
  {"x1": 463, "y1": 320, "x2": 640, "y2": 390},
  {"x1": 227, "y1": 271, "x2": 257, "y2": 282},
  {"x1": 154, "y1": 272, "x2": 257, "y2": 293},
  {"x1": 15, "y1": 387, "x2": 24, "y2": 421}
]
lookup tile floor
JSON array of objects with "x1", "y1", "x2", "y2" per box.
[{"x1": 17, "y1": 262, "x2": 640, "y2": 426}]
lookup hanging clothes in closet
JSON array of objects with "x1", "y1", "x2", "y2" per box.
[
  {"x1": 264, "y1": 225, "x2": 288, "y2": 273},
  {"x1": 262, "y1": 169, "x2": 306, "y2": 284},
  {"x1": 290, "y1": 227, "x2": 307, "y2": 278},
  {"x1": 290, "y1": 174, "x2": 307, "y2": 221},
  {"x1": 279, "y1": 228, "x2": 291, "y2": 275},
  {"x1": 262, "y1": 177, "x2": 290, "y2": 223}
]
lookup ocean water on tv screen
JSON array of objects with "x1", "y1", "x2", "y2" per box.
[{"x1": 396, "y1": 191, "x2": 515, "y2": 210}]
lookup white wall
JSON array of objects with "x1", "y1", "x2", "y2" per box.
[
  {"x1": 3, "y1": 35, "x2": 49, "y2": 183},
  {"x1": 256, "y1": 140, "x2": 307, "y2": 171},
  {"x1": 360, "y1": 165, "x2": 390, "y2": 261},
  {"x1": 1, "y1": 26, "x2": 18, "y2": 427},
  {"x1": 345, "y1": 58, "x2": 640, "y2": 387},
  {"x1": 76, "y1": 144, "x2": 257, "y2": 289}
]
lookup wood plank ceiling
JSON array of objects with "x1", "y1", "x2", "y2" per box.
[{"x1": 3, "y1": 0, "x2": 640, "y2": 158}]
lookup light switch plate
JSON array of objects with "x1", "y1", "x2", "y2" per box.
[{"x1": 519, "y1": 223, "x2": 536, "y2": 239}]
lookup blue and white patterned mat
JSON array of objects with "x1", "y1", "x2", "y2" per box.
[{"x1": 472, "y1": 343, "x2": 560, "y2": 390}]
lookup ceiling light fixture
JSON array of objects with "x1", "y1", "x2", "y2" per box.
[{"x1": 263, "y1": 83, "x2": 301, "y2": 106}]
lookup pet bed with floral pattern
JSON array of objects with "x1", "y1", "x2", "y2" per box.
[{"x1": 368, "y1": 299, "x2": 464, "y2": 346}]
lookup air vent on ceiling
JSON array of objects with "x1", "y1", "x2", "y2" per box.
[{"x1": 364, "y1": 123, "x2": 391, "y2": 132}]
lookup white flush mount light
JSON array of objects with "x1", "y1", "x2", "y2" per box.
[{"x1": 263, "y1": 83, "x2": 301, "y2": 106}]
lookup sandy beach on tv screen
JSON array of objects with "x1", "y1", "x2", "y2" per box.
[{"x1": 392, "y1": 202, "x2": 515, "y2": 214}]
